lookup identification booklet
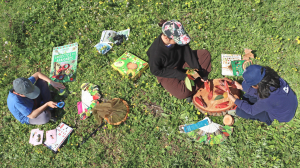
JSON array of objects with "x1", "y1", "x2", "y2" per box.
[
  {"x1": 44, "y1": 123, "x2": 73, "y2": 153},
  {"x1": 49, "y1": 43, "x2": 78, "y2": 82},
  {"x1": 221, "y1": 54, "x2": 241, "y2": 76},
  {"x1": 100, "y1": 29, "x2": 130, "y2": 43}
]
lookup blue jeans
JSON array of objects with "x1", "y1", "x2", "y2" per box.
[
  {"x1": 236, "y1": 93, "x2": 273, "y2": 125},
  {"x1": 29, "y1": 79, "x2": 52, "y2": 125}
]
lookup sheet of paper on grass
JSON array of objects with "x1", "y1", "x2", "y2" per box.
[
  {"x1": 45, "y1": 129, "x2": 57, "y2": 145},
  {"x1": 81, "y1": 89, "x2": 94, "y2": 112},
  {"x1": 29, "y1": 129, "x2": 44, "y2": 146}
]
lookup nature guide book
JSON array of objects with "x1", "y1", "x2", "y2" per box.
[
  {"x1": 100, "y1": 29, "x2": 130, "y2": 43},
  {"x1": 230, "y1": 60, "x2": 252, "y2": 76},
  {"x1": 49, "y1": 43, "x2": 78, "y2": 83},
  {"x1": 44, "y1": 122, "x2": 73, "y2": 153},
  {"x1": 111, "y1": 51, "x2": 149, "y2": 80},
  {"x1": 221, "y1": 54, "x2": 241, "y2": 76}
]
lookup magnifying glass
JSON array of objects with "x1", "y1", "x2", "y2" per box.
[{"x1": 56, "y1": 102, "x2": 65, "y2": 108}]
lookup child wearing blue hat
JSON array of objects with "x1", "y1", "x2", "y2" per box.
[{"x1": 227, "y1": 65, "x2": 298, "y2": 125}]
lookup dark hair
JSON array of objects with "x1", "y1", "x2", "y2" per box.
[
  {"x1": 158, "y1": 19, "x2": 167, "y2": 27},
  {"x1": 257, "y1": 66, "x2": 280, "y2": 99}
]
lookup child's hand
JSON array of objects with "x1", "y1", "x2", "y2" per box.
[
  {"x1": 233, "y1": 81, "x2": 243, "y2": 90},
  {"x1": 50, "y1": 81, "x2": 66, "y2": 91},
  {"x1": 227, "y1": 91, "x2": 237, "y2": 103},
  {"x1": 47, "y1": 101, "x2": 58, "y2": 108}
]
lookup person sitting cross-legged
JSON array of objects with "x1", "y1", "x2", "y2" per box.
[
  {"x1": 7, "y1": 72, "x2": 65, "y2": 125},
  {"x1": 147, "y1": 19, "x2": 211, "y2": 102}
]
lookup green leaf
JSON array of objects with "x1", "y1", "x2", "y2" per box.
[
  {"x1": 184, "y1": 67, "x2": 193, "y2": 70},
  {"x1": 161, "y1": 113, "x2": 170, "y2": 117},
  {"x1": 185, "y1": 76, "x2": 192, "y2": 91},
  {"x1": 214, "y1": 95, "x2": 224, "y2": 100},
  {"x1": 190, "y1": 79, "x2": 195, "y2": 86}
]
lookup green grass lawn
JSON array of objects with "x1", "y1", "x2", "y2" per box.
[{"x1": 1, "y1": 0, "x2": 300, "y2": 167}]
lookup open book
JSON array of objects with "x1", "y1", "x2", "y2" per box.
[
  {"x1": 221, "y1": 54, "x2": 252, "y2": 76},
  {"x1": 100, "y1": 29, "x2": 130, "y2": 43},
  {"x1": 221, "y1": 54, "x2": 241, "y2": 76},
  {"x1": 44, "y1": 123, "x2": 73, "y2": 153},
  {"x1": 94, "y1": 29, "x2": 130, "y2": 54}
]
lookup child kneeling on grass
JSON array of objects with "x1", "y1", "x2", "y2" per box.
[
  {"x1": 227, "y1": 65, "x2": 298, "y2": 125},
  {"x1": 7, "y1": 72, "x2": 65, "y2": 125}
]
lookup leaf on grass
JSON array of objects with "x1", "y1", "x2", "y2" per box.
[
  {"x1": 244, "y1": 48, "x2": 252, "y2": 54},
  {"x1": 243, "y1": 48, "x2": 254, "y2": 60},
  {"x1": 185, "y1": 76, "x2": 192, "y2": 91},
  {"x1": 214, "y1": 95, "x2": 224, "y2": 100},
  {"x1": 161, "y1": 113, "x2": 170, "y2": 117},
  {"x1": 197, "y1": 135, "x2": 207, "y2": 143},
  {"x1": 180, "y1": 112, "x2": 189, "y2": 119}
]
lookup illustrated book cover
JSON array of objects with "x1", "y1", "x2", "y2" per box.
[
  {"x1": 111, "y1": 51, "x2": 149, "y2": 80},
  {"x1": 49, "y1": 43, "x2": 78, "y2": 82}
]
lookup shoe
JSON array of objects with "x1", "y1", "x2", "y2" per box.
[
  {"x1": 186, "y1": 96, "x2": 192, "y2": 103},
  {"x1": 50, "y1": 116, "x2": 57, "y2": 123}
]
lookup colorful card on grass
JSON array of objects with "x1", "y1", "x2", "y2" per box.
[
  {"x1": 111, "y1": 51, "x2": 149, "y2": 80},
  {"x1": 29, "y1": 129, "x2": 44, "y2": 146},
  {"x1": 45, "y1": 129, "x2": 57, "y2": 145},
  {"x1": 49, "y1": 43, "x2": 78, "y2": 83},
  {"x1": 94, "y1": 43, "x2": 112, "y2": 55}
]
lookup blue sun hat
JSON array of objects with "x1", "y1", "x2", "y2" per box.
[
  {"x1": 162, "y1": 20, "x2": 191, "y2": 46},
  {"x1": 242, "y1": 65, "x2": 266, "y2": 91}
]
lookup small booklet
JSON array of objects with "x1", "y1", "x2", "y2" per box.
[
  {"x1": 94, "y1": 42, "x2": 112, "y2": 55},
  {"x1": 100, "y1": 29, "x2": 130, "y2": 43},
  {"x1": 221, "y1": 54, "x2": 241, "y2": 76},
  {"x1": 44, "y1": 123, "x2": 73, "y2": 153}
]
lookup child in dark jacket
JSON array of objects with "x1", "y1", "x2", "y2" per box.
[
  {"x1": 147, "y1": 19, "x2": 211, "y2": 100},
  {"x1": 227, "y1": 65, "x2": 298, "y2": 125}
]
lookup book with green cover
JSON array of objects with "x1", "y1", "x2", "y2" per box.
[
  {"x1": 49, "y1": 43, "x2": 78, "y2": 83},
  {"x1": 111, "y1": 52, "x2": 149, "y2": 80},
  {"x1": 231, "y1": 60, "x2": 252, "y2": 76}
]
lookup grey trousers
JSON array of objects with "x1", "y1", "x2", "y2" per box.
[
  {"x1": 29, "y1": 110, "x2": 51, "y2": 125},
  {"x1": 28, "y1": 79, "x2": 52, "y2": 125}
]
